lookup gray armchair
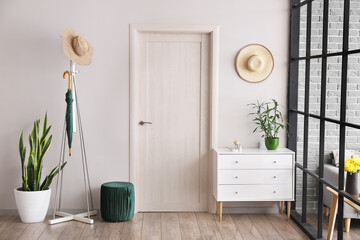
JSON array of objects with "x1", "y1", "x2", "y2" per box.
[{"x1": 323, "y1": 163, "x2": 360, "y2": 232}]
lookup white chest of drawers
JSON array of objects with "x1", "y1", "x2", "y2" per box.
[{"x1": 212, "y1": 148, "x2": 295, "y2": 220}]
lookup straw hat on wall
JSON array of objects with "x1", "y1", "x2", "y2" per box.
[
  {"x1": 62, "y1": 29, "x2": 93, "y2": 65},
  {"x1": 235, "y1": 44, "x2": 274, "y2": 83}
]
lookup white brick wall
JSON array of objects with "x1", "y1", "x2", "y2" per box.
[{"x1": 297, "y1": 0, "x2": 360, "y2": 212}]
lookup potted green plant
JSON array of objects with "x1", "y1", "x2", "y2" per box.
[
  {"x1": 14, "y1": 113, "x2": 67, "y2": 223},
  {"x1": 248, "y1": 99, "x2": 288, "y2": 150}
]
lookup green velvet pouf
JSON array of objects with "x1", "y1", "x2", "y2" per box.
[{"x1": 101, "y1": 182, "x2": 135, "y2": 222}]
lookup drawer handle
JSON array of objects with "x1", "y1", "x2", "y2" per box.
[
  {"x1": 235, "y1": 176, "x2": 238, "y2": 179},
  {"x1": 273, "y1": 176, "x2": 277, "y2": 179},
  {"x1": 235, "y1": 192, "x2": 238, "y2": 194},
  {"x1": 273, "y1": 190, "x2": 276, "y2": 193},
  {"x1": 235, "y1": 161, "x2": 239, "y2": 164},
  {"x1": 273, "y1": 161, "x2": 277, "y2": 164}
]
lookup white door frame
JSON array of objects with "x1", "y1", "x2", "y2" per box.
[{"x1": 129, "y1": 24, "x2": 219, "y2": 212}]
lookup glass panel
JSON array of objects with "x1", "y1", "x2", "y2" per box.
[
  {"x1": 298, "y1": 60, "x2": 306, "y2": 112},
  {"x1": 346, "y1": 53, "x2": 360, "y2": 126},
  {"x1": 325, "y1": 121, "x2": 340, "y2": 165},
  {"x1": 306, "y1": 174, "x2": 319, "y2": 235},
  {"x1": 311, "y1": 0, "x2": 324, "y2": 56},
  {"x1": 300, "y1": 5, "x2": 308, "y2": 58},
  {"x1": 295, "y1": 117, "x2": 320, "y2": 217},
  {"x1": 327, "y1": 0, "x2": 344, "y2": 53},
  {"x1": 308, "y1": 117, "x2": 320, "y2": 171},
  {"x1": 349, "y1": 0, "x2": 360, "y2": 51},
  {"x1": 296, "y1": 169, "x2": 304, "y2": 213},
  {"x1": 297, "y1": 114, "x2": 305, "y2": 167},
  {"x1": 322, "y1": 121, "x2": 340, "y2": 238},
  {"x1": 296, "y1": 113, "x2": 304, "y2": 213},
  {"x1": 309, "y1": 59, "x2": 322, "y2": 115},
  {"x1": 326, "y1": 56, "x2": 342, "y2": 120},
  {"x1": 306, "y1": 117, "x2": 320, "y2": 223},
  {"x1": 345, "y1": 127, "x2": 360, "y2": 156}
]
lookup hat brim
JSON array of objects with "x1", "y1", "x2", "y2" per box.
[
  {"x1": 235, "y1": 44, "x2": 274, "y2": 83},
  {"x1": 62, "y1": 29, "x2": 93, "y2": 66}
]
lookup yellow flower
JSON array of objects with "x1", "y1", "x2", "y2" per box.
[
  {"x1": 353, "y1": 157, "x2": 360, "y2": 165},
  {"x1": 345, "y1": 157, "x2": 360, "y2": 174}
]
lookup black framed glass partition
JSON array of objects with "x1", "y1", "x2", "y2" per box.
[{"x1": 288, "y1": 0, "x2": 360, "y2": 239}]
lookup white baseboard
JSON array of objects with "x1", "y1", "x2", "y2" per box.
[
  {"x1": 0, "y1": 209, "x2": 18, "y2": 215},
  {"x1": 1, "y1": 207, "x2": 286, "y2": 216},
  {"x1": 0, "y1": 209, "x2": 100, "y2": 216}
]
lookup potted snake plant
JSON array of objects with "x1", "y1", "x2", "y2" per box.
[
  {"x1": 248, "y1": 99, "x2": 288, "y2": 150},
  {"x1": 15, "y1": 113, "x2": 66, "y2": 223}
]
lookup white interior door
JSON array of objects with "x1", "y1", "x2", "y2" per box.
[{"x1": 137, "y1": 32, "x2": 210, "y2": 211}]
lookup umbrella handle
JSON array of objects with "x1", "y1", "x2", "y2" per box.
[{"x1": 63, "y1": 71, "x2": 71, "y2": 90}]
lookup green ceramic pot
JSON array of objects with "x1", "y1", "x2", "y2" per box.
[{"x1": 265, "y1": 137, "x2": 279, "y2": 150}]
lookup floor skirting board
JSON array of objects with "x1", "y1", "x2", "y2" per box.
[
  {"x1": 0, "y1": 209, "x2": 100, "y2": 216},
  {"x1": 1, "y1": 207, "x2": 302, "y2": 215}
]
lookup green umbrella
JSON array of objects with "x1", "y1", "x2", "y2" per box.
[{"x1": 64, "y1": 71, "x2": 73, "y2": 156}]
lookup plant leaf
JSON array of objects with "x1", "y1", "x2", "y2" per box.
[{"x1": 40, "y1": 162, "x2": 67, "y2": 190}]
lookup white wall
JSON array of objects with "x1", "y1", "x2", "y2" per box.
[{"x1": 0, "y1": 0, "x2": 289, "y2": 210}]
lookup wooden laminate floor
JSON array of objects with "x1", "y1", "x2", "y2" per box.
[
  {"x1": 0, "y1": 213, "x2": 310, "y2": 240},
  {"x1": 307, "y1": 213, "x2": 360, "y2": 240}
]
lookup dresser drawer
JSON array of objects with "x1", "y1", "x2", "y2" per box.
[
  {"x1": 218, "y1": 154, "x2": 292, "y2": 169},
  {"x1": 218, "y1": 170, "x2": 292, "y2": 185},
  {"x1": 218, "y1": 184, "x2": 292, "y2": 201}
]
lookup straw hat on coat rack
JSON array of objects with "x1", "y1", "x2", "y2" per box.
[{"x1": 62, "y1": 29, "x2": 93, "y2": 66}]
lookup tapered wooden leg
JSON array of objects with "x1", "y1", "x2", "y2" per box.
[
  {"x1": 345, "y1": 218, "x2": 351, "y2": 232},
  {"x1": 324, "y1": 206, "x2": 329, "y2": 217},
  {"x1": 287, "y1": 201, "x2": 291, "y2": 219},
  {"x1": 281, "y1": 201, "x2": 284, "y2": 214},
  {"x1": 219, "y1": 201, "x2": 223, "y2": 221},
  {"x1": 216, "y1": 201, "x2": 219, "y2": 215},
  {"x1": 327, "y1": 194, "x2": 338, "y2": 240}
]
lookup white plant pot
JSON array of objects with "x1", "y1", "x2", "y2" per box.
[{"x1": 14, "y1": 188, "x2": 51, "y2": 223}]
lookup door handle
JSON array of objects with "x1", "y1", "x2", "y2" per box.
[{"x1": 139, "y1": 121, "x2": 152, "y2": 125}]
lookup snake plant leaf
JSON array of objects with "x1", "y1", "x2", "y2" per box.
[
  {"x1": 21, "y1": 150, "x2": 26, "y2": 189},
  {"x1": 40, "y1": 162, "x2": 67, "y2": 190},
  {"x1": 40, "y1": 176, "x2": 49, "y2": 191},
  {"x1": 40, "y1": 126, "x2": 51, "y2": 147},
  {"x1": 39, "y1": 135, "x2": 52, "y2": 162},
  {"x1": 31, "y1": 151, "x2": 39, "y2": 190},
  {"x1": 28, "y1": 134, "x2": 33, "y2": 156},
  {"x1": 33, "y1": 121, "x2": 39, "y2": 162},
  {"x1": 27, "y1": 156, "x2": 34, "y2": 191},
  {"x1": 21, "y1": 148, "x2": 26, "y2": 165},
  {"x1": 19, "y1": 113, "x2": 67, "y2": 191},
  {"x1": 41, "y1": 112, "x2": 48, "y2": 138},
  {"x1": 48, "y1": 164, "x2": 58, "y2": 177},
  {"x1": 21, "y1": 176, "x2": 25, "y2": 189},
  {"x1": 40, "y1": 114, "x2": 50, "y2": 146},
  {"x1": 37, "y1": 135, "x2": 52, "y2": 186},
  {"x1": 37, "y1": 166, "x2": 43, "y2": 189},
  {"x1": 19, "y1": 131, "x2": 26, "y2": 184},
  {"x1": 37, "y1": 137, "x2": 41, "y2": 165},
  {"x1": 23, "y1": 161, "x2": 28, "y2": 191},
  {"x1": 31, "y1": 150, "x2": 37, "y2": 171},
  {"x1": 19, "y1": 131, "x2": 24, "y2": 161},
  {"x1": 39, "y1": 135, "x2": 52, "y2": 165}
]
